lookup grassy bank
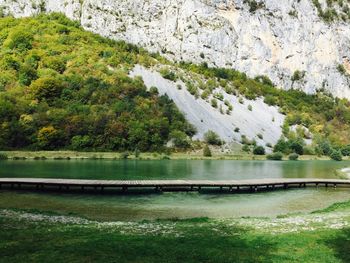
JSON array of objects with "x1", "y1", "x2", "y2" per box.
[{"x1": 1, "y1": 150, "x2": 346, "y2": 161}]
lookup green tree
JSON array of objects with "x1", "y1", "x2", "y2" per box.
[
  {"x1": 30, "y1": 77, "x2": 65, "y2": 102},
  {"x1": 170, "y1": 130, "x2": 190, "y2": 148},
  {"x1": 288, "y1": 153, "x2": 299, "y2": 160},
  {"x1": 4, "y1": 28, "x2": 33, "y2": 51},
  {"x1": 330, "y1": 150, "x2": 342, "y2": 161},
  {"x1": 37, "y1": 126, "x2": 63, "y2": 149},
  {"x1": 203, "y1": 145, "x2": 212, "y2": 157},
  {"x1": 204, "y1": 130, "x2": 222, "y2": 145},
  {"x1": 253, "y1": 146, "x2": 265, "y2": 155}
]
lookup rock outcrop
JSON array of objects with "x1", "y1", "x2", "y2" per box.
[{"x1": 1, "y1": 0, "x2": 350, "y2": 98}]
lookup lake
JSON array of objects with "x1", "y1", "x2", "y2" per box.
[{"x1": 1, "y1": 160, "x2": 350, "y2": 220}]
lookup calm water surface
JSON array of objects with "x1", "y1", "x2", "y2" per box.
[
  {"x1": 1, "y1": 160, "x2": 350, "y2": 220},
  {"x1": 1, "y1": 159, "x2": 349, "y2": 180}
]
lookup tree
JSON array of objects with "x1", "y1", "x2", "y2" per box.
[
  {"x1": 19, "y1": 64, "x2": 37, "y2": 86},
  {"x1": 341, "y1": 145, "x2": 350, "y2": 156},
  {"x1": 273, "y1": 138, "x2": 289, "y2": 153},
  {"x1": 204, "y1": 130, "x2": 222, "y2": 145},
  {"x1": 30, "y1": 77, "x2": 65, "y2": 102},
  {"x1": 37, "y1": 126, "x2": 63, "y2": 149},
  {"x1": 170, "y1": 130, "x2": 190, "y2": 148},
  {"x1": 70, "y1": 135, "x2": 92, "y2": 150},
  {"x1": 288, "y1": 153, "x2": 299, "y2": 160},
  {"x1": 253, "y1": 146, "x2": 265, "y2": 155},
  {"x1": 289, "y1": 139, "x2": 304, "y2": 155},
  {"x1": 330, "y1": 150, "x2": 342, "y2": 161},
  {"x1": 4, "y1": 28, "x2": 33, "y2": 51},
  {"x1": 203, "y1": 145, "x2": 212, "y2": 157}
]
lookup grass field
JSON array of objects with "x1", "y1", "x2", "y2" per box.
[{"x1": 1, "y1": 199, "x2": 350, "y2": 262}]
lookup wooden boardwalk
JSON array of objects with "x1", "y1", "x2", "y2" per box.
[{"x1": 0, "y1": 178, "x2": 350, "y2": 193}]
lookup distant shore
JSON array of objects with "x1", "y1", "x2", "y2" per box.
[{"x1": 1, "y1": 150, "x2": 348, "y2": 161}]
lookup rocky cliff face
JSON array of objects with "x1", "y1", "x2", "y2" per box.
[{"x1": 1, "y1": 0, "x2": 350, "y2": 98}]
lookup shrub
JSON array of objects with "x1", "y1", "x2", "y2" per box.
[
  {"x1": 315, "y1": 139, "x2": 333, "y2": 156},
  {"x1": 267, "y1": 152, "x2": 283, "y2": 161},
  {"x1": 159, "y1": 68, "x2": 177, "y2": 81},
  {"x1": 30, "y1": 77, "x2": 65, "y2": 102},
  {"x1": 341, "y1": 145, "x2": 350, "y2": 156},
  {"x1": 134, "y1": 148, "x2": 140, "y2": 158},
  {"x1": 291, "y1": 70, "x2": 305, "y2": 82},
  {"x1": 0, "y1": 153, "x2": 8, "y2": 160},
  {"x1": 71, "y1": 135, "x2": 92, "y2": 150},
  {"x1": 330, "y1": 150, "x2": 342, "y2": 161},
  {"x1": 120, "y1": 152, "x2": 129, "y2": 159},
  {"x1": 170, "y1": 130, "x2": 190, "y2": 148},
  {"x1": 203, "y1": 145, "x2": 212, "y2": 157},
  {"x1": 204, "y1": 130, "x2": 222, "y2": 145},
  {"x1": 211, "y1": 98, "x2": 218, "y2": 108},
  {"x1": 288, "y1": 153, "x2": 299, "y2": 161},
  {"x1": 289, "y1": 140, "x2": 304, "y2": 155},
  {"x1": 4, "y1": 29, "x2": 34, "y2": 51},
  {"x1": 337, "y1": 64, "x2": 346, "y2": 75},
  {"x1": 242, "y1": 144, "x2": 251, "y2": 152},
  {"x1": 253, "y1": 145, "x2": 265, "y2": 155}
]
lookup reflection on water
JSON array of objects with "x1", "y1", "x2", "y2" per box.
[{"x1": 1, "y1": 160, "x2": 349, "y2": 180}]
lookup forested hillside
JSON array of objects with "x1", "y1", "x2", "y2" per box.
[{"x1": 0, "y1": 14, "x2": 195, "y2": 151}]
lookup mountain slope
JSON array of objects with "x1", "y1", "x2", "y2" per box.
[
  {"x1": 1, "y1": 0, "x2": 350, "y2": 98},
  {"x1": 0, "y1": 14, "x2": 350, "y2": 154}
]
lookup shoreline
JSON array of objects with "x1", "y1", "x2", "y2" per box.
[
  {"x1": 1, "y1": 150, "x2": 348, "y2": 161},
  {"x1": 0, "y1": 151, "x2": 350, "y2": 161}
]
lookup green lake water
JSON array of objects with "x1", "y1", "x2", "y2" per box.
[{"x1": 1, "y1": 160, "x2": 350, "y2": 221}]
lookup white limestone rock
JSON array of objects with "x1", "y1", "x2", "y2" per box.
[{"x1": 1, "y1": 0, "x2": 349, "y2": 99}]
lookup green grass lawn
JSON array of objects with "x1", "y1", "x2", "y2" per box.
[{"x1": 1, "y1": 205, "x2": 350, "y2": 262}]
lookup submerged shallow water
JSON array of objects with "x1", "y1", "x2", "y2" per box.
[{"x1": 1, "y1": 160, "x2": 350, "y2": 220}]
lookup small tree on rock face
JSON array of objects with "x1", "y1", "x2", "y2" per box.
[
  {"x1": 203, "y1": 145, "x2": 212, "y2": 157},
  {"x1": 204, "y1": 130, "x2": 222, "y2": 145}
]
